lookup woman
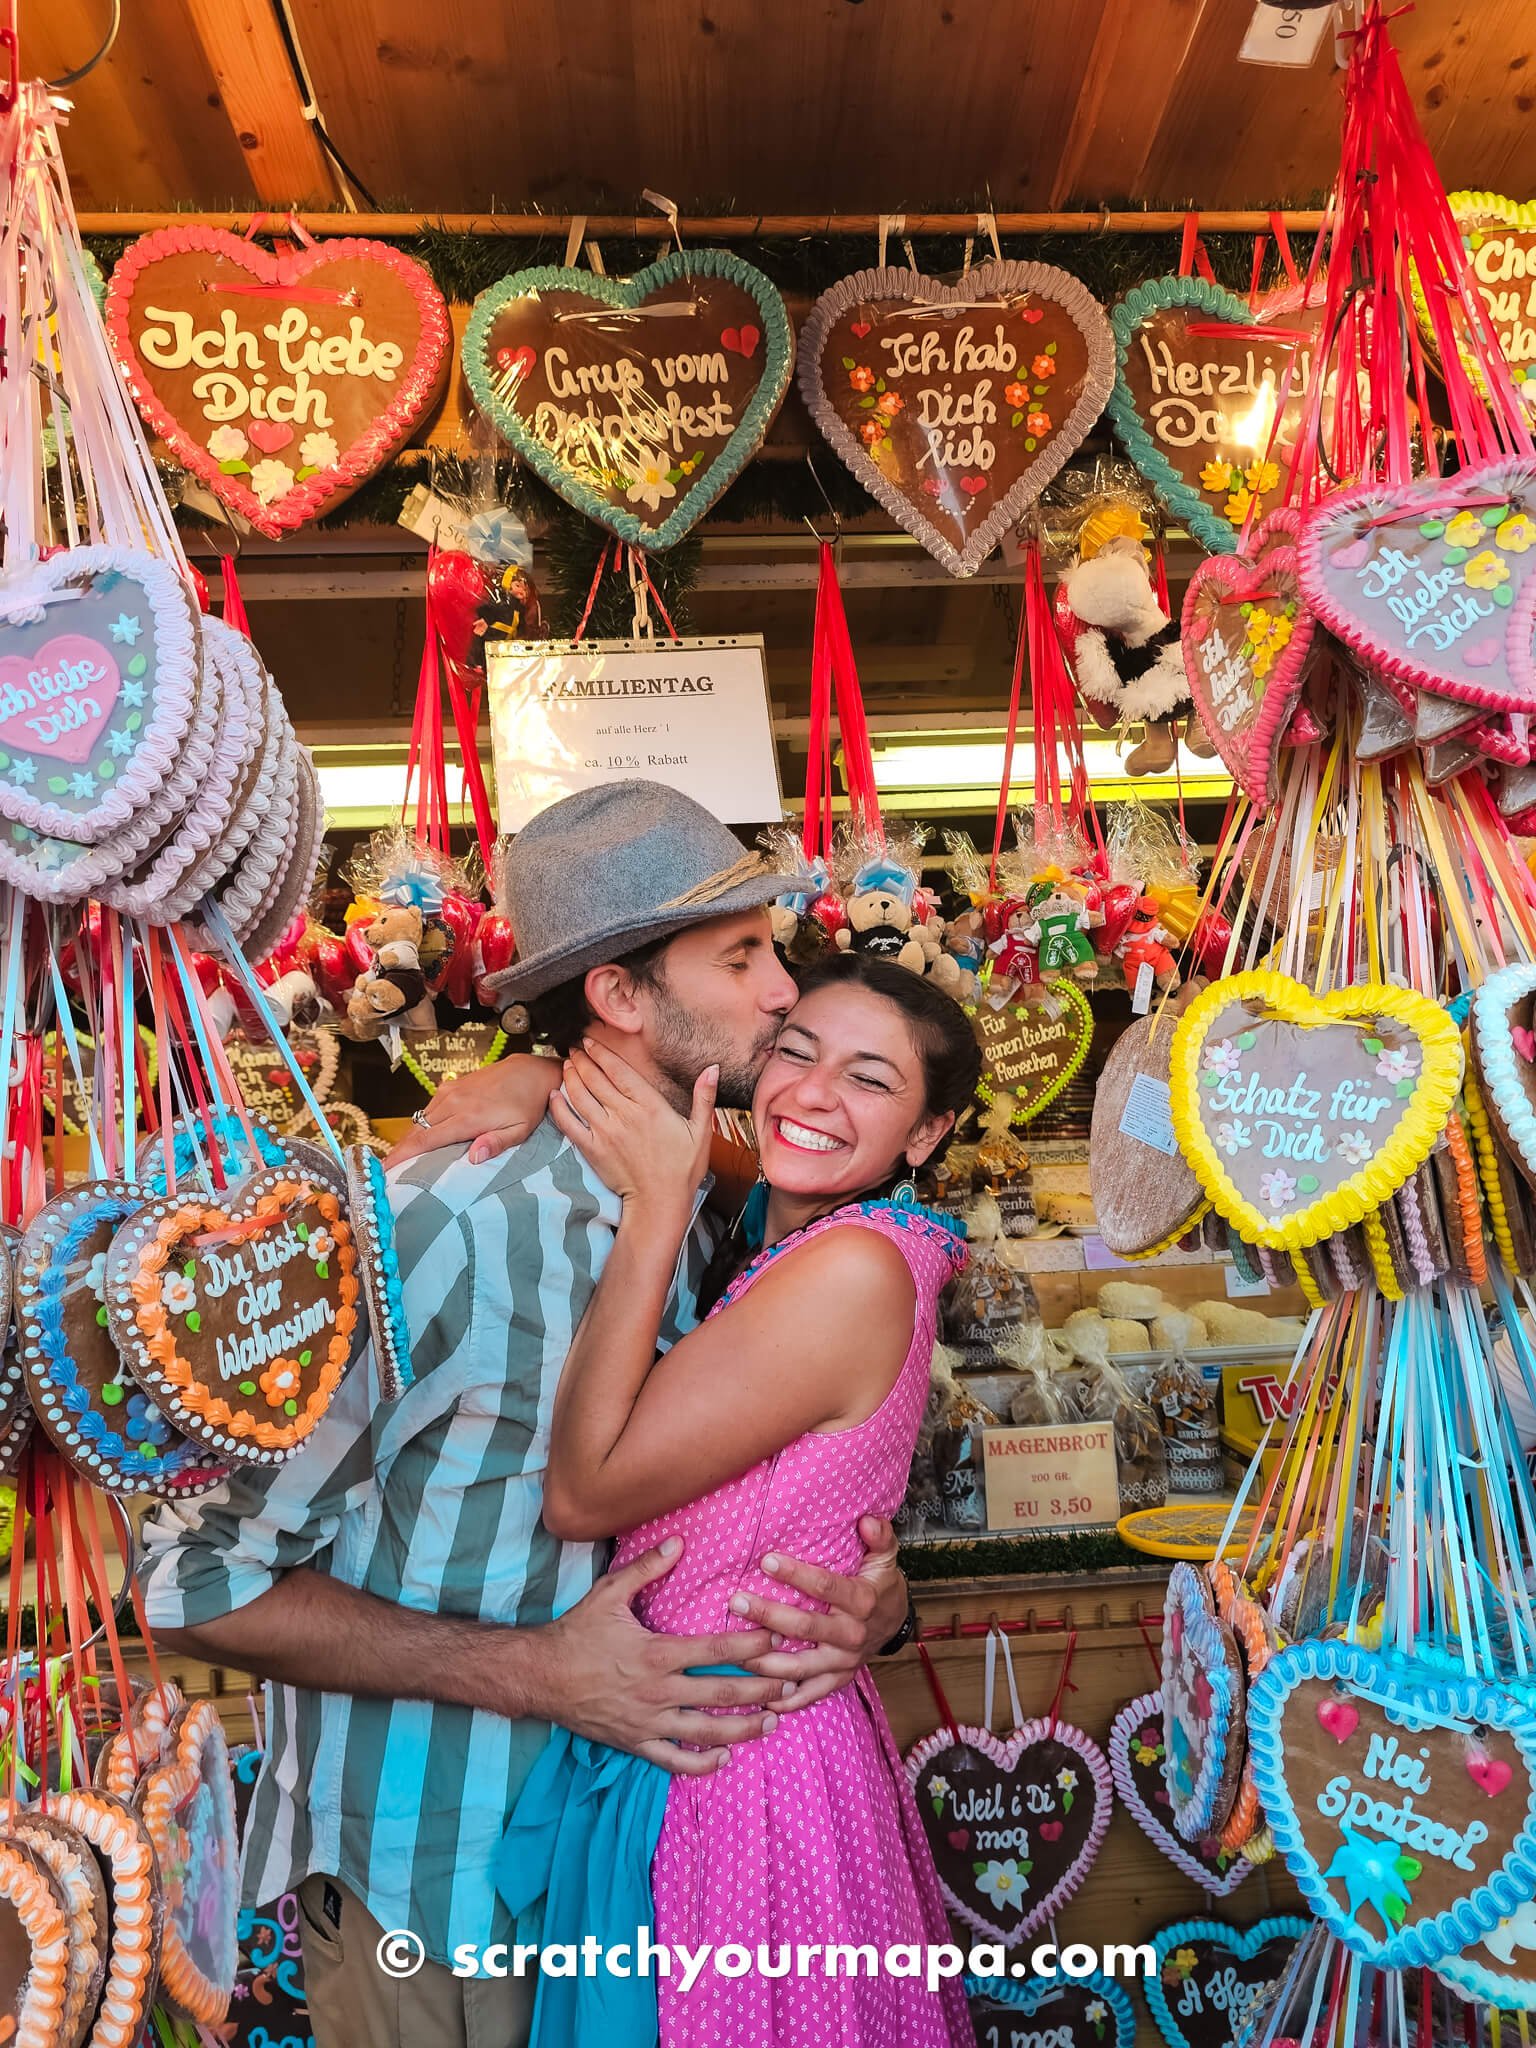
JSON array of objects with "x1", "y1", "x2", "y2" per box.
[{"x1": 509, "y1": 951, "x2": 980, "y2": 2048}]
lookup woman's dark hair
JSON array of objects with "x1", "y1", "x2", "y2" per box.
[
  {"x1": 696, "y1": 953, "x2": 980, "y2": 1313},
  {"x1": 791, "y1": 951, "x2": 980, "y2": 1168}
]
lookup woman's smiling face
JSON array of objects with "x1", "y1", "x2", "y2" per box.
[{"x1": 751, "y1": 982, "x2": 951, "y2": 1199}]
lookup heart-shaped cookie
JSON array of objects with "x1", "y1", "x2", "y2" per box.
[
  {"x1": 1470, "y1": 964, "x2": 1536, "y2": 1192},
  {"x1": 1435, "y1": 1893, "x2": 1536, "y2": 2009},
  {"x1": 1299, "y1": 458, "x2": 1536, "y2": 714},
  {"x1": 1108, "y1": 276, "x2": 1329, "y2": 554},
  {"x1": 137, "y1": 1702, "x2": 238, "y2": 2025},
  {"x1": 1163, "y1": 1563, "x2": 1246, "y2": 1844},
  {"x1": 965, "y1": 1969, "x2": 1137, "y2": 2048},
  {"x1": 1168, "y1": 970, "x2": 1463, "y2": 1251},
  {"x1": 344, "y1": 1143, "x2": 413, "y2": 1402},
  {"x1": 135, "y1": 1110, "x2": 290, "y2": 1197},
  {"x1": 1143, "y1": 1916, "x2": 1310, "y2": 2048},
  {"x1": 0, "y1": 546, "x2": 199, "y2": 847},
  {"x1": 1247, "y1": 1639, "x2": 1536, "y2": 1968},
  {"x1": 1182, "y1": 538, "x2": 1318, "y2": 806},
  {"x1": 106, "y1": 228, "x2": 451, "y2": 538},
  {"x1": 970, "y1": 983, "x2": 1094, "y2": 1130},
  {"x1": 799, "y1": 260, "x2": 1114, "y2": 577},
  {"x1": 463, "y1": 249, "x2": 793, "y2": 550},
  {"x1": 0, "y1": 1836, "x2": 72, "y2": 2048},
  {"x1": 401, "y1": 1022, "x2": 509, "y2": 1097},
  {"x1": 49, "y1": 1788, "x2": 163, "y2": 2048},
  {"x1": 222, "y1": 1027, "x2": 341, "y2": 1133},
  {"x1": 1107, "y1": 1691, "x2": 1251, "y2": 1897},
  {"x1": 98, "y1": 1679, "x2": 187, "y2": 1799},
  {"x1": 17, "y1": 1182, "x2": 229, "y2": 1497},
  {"x1": 906, "y1": 1719, "x2": 1112, "y2": 1946},
  {"x1": 1090, "y1": 1012, "x2": 1209, "y2": 1257},
  {"x1": 1414, "y1": 194, "x2": 1536, "y2": 420},
  {"x1": 105, "y1": 1166, "x2": 362, "y2": 1465},
  {"x1": 6, "y1": 1811, "x2": 108, "y2": 2048}
]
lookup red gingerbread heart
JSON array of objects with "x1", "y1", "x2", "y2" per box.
[
  {"x1": 106, "y1": 228, "x2": 451, "y2": 538},
  {"x1": 1182, "y1": 531, "x2": 1318, "y2": 808}
]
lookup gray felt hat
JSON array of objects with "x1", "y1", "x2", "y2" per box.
[{"x1": 484, "y1": 781, "x2": 802, "y2": 1003}]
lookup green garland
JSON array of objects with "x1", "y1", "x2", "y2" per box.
[{"x1": 899, "y1": 1529, "x2": 1149, "y2": 1582}]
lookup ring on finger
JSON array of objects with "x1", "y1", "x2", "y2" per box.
[{"x1": 412, "y1": 1107, "x2": 432, "y2": 1129}]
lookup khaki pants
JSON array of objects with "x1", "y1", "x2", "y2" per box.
[{"x1": 296, "y1": 1874, "x2": 535, "y2": 2048}]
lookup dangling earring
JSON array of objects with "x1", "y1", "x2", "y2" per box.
[
  {"x1": 736, "y1": 1171, "x2": 770, "y2": 1249},
  {"x1": 890, "y1": 1176, "x2": 918, "y2": 1208}
]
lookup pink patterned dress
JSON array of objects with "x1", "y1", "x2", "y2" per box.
[{"x1": 611, "y1": 1199, "x2": 975, "y2": 2048}]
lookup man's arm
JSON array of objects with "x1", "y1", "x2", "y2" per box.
[{"x1": 156, "y1": 1541, "x2": 783, "y2": 1776}]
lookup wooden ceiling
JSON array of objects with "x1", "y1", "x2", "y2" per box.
[{"x1": 33, "y1": 0, "x2": 1536, "y2": 218}]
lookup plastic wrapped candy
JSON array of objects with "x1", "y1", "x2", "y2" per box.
[
  {"x1": 1066, "y1": 1356, "x2": 1169, "y2": 1515},
  {"x1": 1148, "y1": 1354, "x2": 1223, "y2": 1496},
  {"x1": 940, "y1": 1195, "x2": 1040, "y2": 1368}
]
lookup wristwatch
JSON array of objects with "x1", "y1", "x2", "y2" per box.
[{"x1": 878, "y1": 1590, "x2": 919, "y2": 1657}]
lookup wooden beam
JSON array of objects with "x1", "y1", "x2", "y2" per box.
[
  {"x1": 180, "y1": 0, "x2": 336, "y2": 207},
  {"x1": 75, "y1": 207, "x2": 1329, "y2": 239}
]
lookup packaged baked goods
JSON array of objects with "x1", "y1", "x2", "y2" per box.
[
  {"x1": 928, "y1": 1344, "x2": 999, "y2": 1531},
  {"x1": 971, "y1": 1130, "x2": 1036, "y2": 1238},
  {"x1": 1150, "y1": 1355, "x2": 1223, "y2": 1494},
  {"x1": 1066, "y1": 1357, "x2": 1169, "y2": 1514},
  {"x1": 914, "y1": 1148, "x2": 973, "y2": 1227},
  {"x1": 940, "y1": 1196, "x2": 1039, "y2": 1367}
]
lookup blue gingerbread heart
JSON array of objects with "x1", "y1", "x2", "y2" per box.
[
  {"x1": 1144, "y1": 1916, "x2": 1309, "y2": 2048},
  {"x1": 966, "y1": 1968, "x2": 1136, "y2": 2048}
]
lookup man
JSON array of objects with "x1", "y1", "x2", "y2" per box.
[{"x1": 140, "y1": 782, "x2": 912, "y2": 2048}]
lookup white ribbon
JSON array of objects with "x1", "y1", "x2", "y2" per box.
[
  {"x1": 642, "y1": 187, "x2": 684, "y2": 258},
  {"x1": 982, "y1": 1625, "x2": 1023, "y2": 1734},
  {"x1": 563, "y1": 214, "x2": 587, "y2": 269}
]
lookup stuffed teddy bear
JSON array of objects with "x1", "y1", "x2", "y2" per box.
[
  {"x1": 983, "y1": 897, "x2": 1038, "y2": 989},
  {"x1": 836, "y1": 885, "x2": 927, "y2": 974},
  {"x1": 1058, "y1": 529, "x2": 1191, "y2": 777},
  {"x1": 347, "y1": 902, "x2": 438, "y2": 1038}
]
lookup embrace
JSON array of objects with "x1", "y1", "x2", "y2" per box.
[{"x1": 142, "y1": 782, "x2": 981, "y2": 2048}]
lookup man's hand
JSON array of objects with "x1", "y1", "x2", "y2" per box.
[
  {"x1": 534, "y1": 1538, "x2": 783, "y2": 1774},
  {"x1": 387, "y1": 1056, "x2": 560, "y2": 1167},
  {"x1": 731, "y1": 1516, "x2": 909, "y2": 1714}
]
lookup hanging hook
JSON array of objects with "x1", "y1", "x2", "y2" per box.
[
  {"x1": 803, "y1": 453, "x2": 842, "y2": 547},
  {"x1": 47, "y1": 0, "x2": 121, "y2": 89}
]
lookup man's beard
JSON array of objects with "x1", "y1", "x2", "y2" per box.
[{"x1": 647, "y1": 983, "x2": 776, "y2": 1111}]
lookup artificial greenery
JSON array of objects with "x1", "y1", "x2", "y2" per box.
[{"x1": 899, "y1": 1529, "x2": 1153, "y2": 1582}]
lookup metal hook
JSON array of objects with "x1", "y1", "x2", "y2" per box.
[
  {"x1": 47, "y1": 0, "x2": 121, "y2": 89},
  {"x1": 803, "y1": 454, "x2": 842, "y2": 547}
]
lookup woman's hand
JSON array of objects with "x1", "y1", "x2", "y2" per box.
[
  {"x1": 550, "y1": 1039, "x2": 717, "y2": 1221},
  {"x1": 387, "y1": 1054, "x2": 560, "y2": 1167}
]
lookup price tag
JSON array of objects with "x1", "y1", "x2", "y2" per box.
[
  {"x1": 1132, "y1": 960, "x2": 1155, "y2": 1015},
  {"x1": 1225, "y1": 1259, "x2": 1271, "y2": 1298},
  {"x1": 982, "y1": 1423, "x2": 1119, "y2": 1532},
  {"x1": 1239, "y1": 3, "x2": 1334, "y2": 67},
  {"x1": 1118, "y1": 1070, "x2": 1179, "y2": 1156}
]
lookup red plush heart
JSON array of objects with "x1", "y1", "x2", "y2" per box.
[
  {"x1": 105, "y1": 228, "x2": 451, "y2": 539},
  {"x1": 1091, "y1": 882, "x2": 1140, "y2": 956},
  {"x1": 428, "y1": 551, "x2": 488, "y2": 671},
  {"x1": 305, "y1": 933, "x2": 353, "y2": 1011},
  {"x1": 437, "y1": 892, "x2": 484, "y2": 1009},
  {"x1": 475, "y1": 912, "x2": 517, "y2": 994}
]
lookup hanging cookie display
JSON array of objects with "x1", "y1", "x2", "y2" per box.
[
  {"x1": 1162, "y1": 1562, "x2": 1247, "y2": 1845},
  {"x1": 969, "y1": 983, "x2": 1093, "y2": 1135},
  {"x1": 966, "y1": 1970, "x2": 1137, "y2": 2048},
  {"x1": 1107, "y1": 1692, "x2": 1250, "y2": 1897},
  {"x1": 1143, "y1": 1916, "x2": 1310, "y2": 2048},
  {"x1": 344, "y1": 1144, "x2": 413, "y2": 1403},
  {"x1": 136, "y1": 1702, "x2": 239, "y2": 2026},
  {"x1": 462, "y1": 249, "x2": 793, "y2": 549},
  {"x1": 1089, "y1": 1011, "x2": 1209, "y2": 1259},
  {"x1": 1413, "y1": 193, "x2": 1536, "y2": 419},
  {"x1": 800, "y1": 260, "x2": 1114, "y2": 577},
  {"x1": 106, "y1": 224, "x2": 451, "y2": 538}
]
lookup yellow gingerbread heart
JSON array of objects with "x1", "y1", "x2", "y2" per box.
[{"x1": 1168, "y1": 970, "x2": 1463, "y2": 1250}]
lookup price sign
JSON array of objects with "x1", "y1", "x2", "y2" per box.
[{"x1": 982, "y1": 1422, "x2": 1119, "y2": 1532}]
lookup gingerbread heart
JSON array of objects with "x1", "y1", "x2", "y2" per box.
[
  {"x1": 402, "y1": 1023, "x2": 509, "y2": 1097},
  {"x1": 48, "y1": 1788, "x2": 163, "y2": 2048},
  {"x1": 463, "y1": 249, "x2": 792, "y2": 550},
  {"x1": 105, "y1": 1166, "x2": 362, "y2": 1466},
  {"x1": 799, "y1": 260, "x2": 1114, "y2": 577},
  {"x1": 1435, "y1": 1893, "x2": 1536, "y2": 2009},
  {"x1": 1247, "y1": 1640, "x2": 1536, "y2": 1968},
  {"x1": 0, "y1": 546, "x2": 199, "y2": 848},
  {"x1": 134, "y1": 1109, "x2": 290, "y2": 1196},
  {"x1": 1143, "y1": 1916, "x2": 1310, "y2": 2048},
  {"x1": 106, "y1": 228, "x2": 450, "y2": 538},
  {"x1": 1163, "y1": 1563, "x2": 1246, "y2": 1844},
  {"x1": 5, "y1": 1811, "x2": 108, "y2": 2048},
  {"x1": 1089, "y1": 1012, "x2": 1209, "y2": 1258},
  {"x1": 1168, "y1": 970, "x2": 1463, "y2": 1251},
  {"x1": 1470, "y1": 964, "x2": 1536, "y2": 1193},
  {"x1": 0, "y1": 1836, "x2": 72, "y2": 2048},
  {"x1": 1299, "y1": 458, "x2": 1536, "y2": 714},
  {"x1": 1108, "y1": 276, "x2": 1329, "y2": 554},
  {"x1": 970, "y1": 983, "x2": 1094, "y2": 1131},
  {"x1": 1107, "y1": 1691, "x2": 1250, "y2": 1897},
  {"x1": 965, "y1": 1969, "x2": 1136, "y2": 2048},
  {"x1": 1414, "y1": 194, "x2": 1536, "y2": 420},
  {"x1": 905, "y1": 1720, "x2": 1111, "y2": 1946},
  {"x1": 344, "y1": 1143, "x2": 413, "y2": 1402},
  {"x1": 136, "y1": 1702, "x2": 238, "y2": 2025},
  {"x1": 17, "y1": 1182, "x2": 229, "y2": 1497},
  {"x1": 1182, "y1": 540, "x2": 1318, "y2": 807},
  {"x1": 222, "y1": 1027, "x2": 341, "y2": 1132}
]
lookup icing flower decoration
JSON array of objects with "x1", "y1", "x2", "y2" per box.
[
  {"x1": 1026, "y1": 409, "x2": 1052, "y2": 437},
  {"x1": 1005, "y1": 380, "x2": 1030, "y2": 409},
  {"x1": 1133, "y1": 1730, "x2": 1163, "y2": 1767},
  {"x1": 876, "y1": 391, "x2": 905, "y2": 417},
  {"x1": 1497, "y1": 511, "x2": 1536, "y2": 553},
  {"x1": 1324, "y1": 1827, "x2": 1421, "y2": 1934},
  {"x1": 250, "y1": 458, "x2": 296, "y2": 506},
  {"x1": 1336, "y1": 1130, "x2": 1373, "y2": 1165},
  {"x1": 1244, "y1": 459, "x2": 1280, "y2": 495},
  {"x1": 86, "y1": 1251, "x2": 109, "y2": 1298},
  {"x1": 1225, "y1": 487, "x2": 1253, "y2": 523},
  {"x1": 260, "y1": 1361, "x2": 301, "y2": 1410},
  {"x1": 207, "y1": 425, "x2": 248, "y2": 462},
  {"x1": 1216, "y1": 1119, "x2": 1252, "y2": 1156},
  {"x1": 1252, "y1": 645, "x2": 1275, "y2": 679},
  {"x1": 299, "y1": 430, "x2": 339, "y2": 470},
  {"x1": 1085, "y1": 2001, "x2": 1108, "y2": 2030},
  {"x1": 1374, "y1": 1046, "x2": 1417, "y2": 1084},
  {"x1": 1200, "y1": 460, "x2": 1234, "y2": 493},
  {"x1": 125, "y1": 1393, "x2": 170, "y2": 1448},
  {"x1": 161, "y1": 1272, "x2": 198, "y2": 1316},
  {"x1": 1464, "y1": 549, "x2": 1511, "y2": 591},
  {"x1": 1259, "y1": 1167, "x2": 1298, "y2": 1208},
  {"x1": 11, "y1": 758, "x2": 35, "y2": 786},
  {"x1": 1205, "y1": 1039, "x2": 1243, "y2": 1077},
  {"x1": 848, "y1": 365, "x2": 876, "y2": 393},
  {"x1": 1031, "y1": 354, "x2": 1057, "y2": 380},
  {"x1": 1170, "y1": 1947, "x2": 1199, "y2": 1980},
  {"x1": 974, "y1": 1859, "x2": 1031, "y2": 1911},
  {"x1": 859, "y1": 418, "x2": 885, "y2": 448},
  {"x1": 625, "y1": 451, "x2": 677, "y2": 513},
  {"x1": 1444, "y1": 509, "x2": 1487, "y2": 551},
  {"x1": 307, "y1": 1227, "x2": 336, "y2": 1267}
]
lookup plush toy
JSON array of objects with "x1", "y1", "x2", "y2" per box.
[
  {"x1": 983, "y1": 897, "x2": 1038, "y2": 989},
  {"x1": 1118, "y1": 896, "x2": 1180, "y2": 994},
  {"x1": 340, "y1": 835, "x2": 468, "y2": 1049},
  {"x1": 347, "y1": 901, "x2": 438, "y2": 1038},
  {"x1": 940, "y1": 891, "x2": 988, "y2": 981},
  {"x1": 835, "y1": 856, "x2": 927, "y2": 975},
  {"x1": 1024, "y1": 878, "x2": 1101, "y2": 983},
  {"x1": 1057, "y1": 508, "x2": 1190, "y2": 776}
]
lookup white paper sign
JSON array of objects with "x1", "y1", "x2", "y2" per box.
[
  {"x1": 487, "y1": 635, "x2": 782, "y2": 831},
  {"x1": 1239, "y1": 2, "x2": 1333, "y2": 66},
  {"x1": 1118, "y1": 1070, "x2": 1180, "y2": 1156}
]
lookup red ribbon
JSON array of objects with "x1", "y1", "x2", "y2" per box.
[
  {"x1": 916, "y1": 1641, "x2": 963, "y2": 1748},
  {"x1": 804, "y1": 543, "x2": 880, "y2": 859}
]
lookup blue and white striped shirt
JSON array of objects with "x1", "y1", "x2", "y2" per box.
[{"x1": 138, "y1": 1120, "x2": 711, "y2": 1964}]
